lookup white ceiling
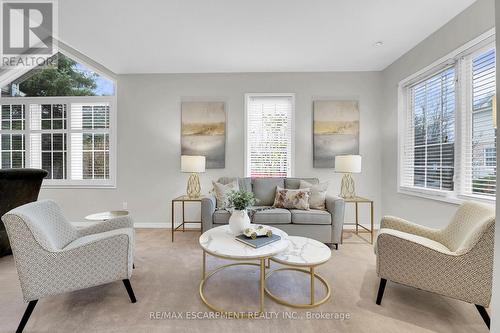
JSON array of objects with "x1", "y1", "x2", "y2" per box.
[{"x1": 59, "y1": 0, "x2": 477, "y2": 74}]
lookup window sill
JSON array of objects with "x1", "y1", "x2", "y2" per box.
[
  {"x1": 42, "y1": 183, "x2": 116, "y2": 189},
  {"x1": 398, "y1": 186, "x2": 495, "y2": 206}
]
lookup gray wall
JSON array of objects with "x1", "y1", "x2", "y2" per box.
[
  {"x1": 40, "y1": 72, "x2": 383, "y2": 226},
  {"x1": 380, "y1": 0, "x2": 495, "y2": 227}
]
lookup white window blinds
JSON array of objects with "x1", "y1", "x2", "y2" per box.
[
  {"x1": 401, "y1": 67, "x2": 456, "y2": 192},
  {"x1": 461, "y1": 48, "x2": 496, "y2": 197},
  {"x1": 400, "y1": 36, "x2": 497, "y2": 203},
  {"x1": 246, "y1": 95, "x2": 294, "y2": 177},
  {"x1": 0, "y1": 97, "x2": 114, "y2": 187}
]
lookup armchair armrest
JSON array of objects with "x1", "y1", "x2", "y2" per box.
[
  {"x1": 380, "y1": 215, "x2": 441, "y2": 242},
  {"x1": 376, "y1": 228, "x2": 453, "y2": 255},
  {"x1": 376, "y1": 229, "x2": 493, "y2": 306},
  {"x1": 325, "y1": 195, "x2": 345, "y2": 245},
  {"x1": 201, "y1": 195, "x2": 216, "y2": 232},
  {"x1": 78, "y1": 216, "x2": 133, "y2": 237}
]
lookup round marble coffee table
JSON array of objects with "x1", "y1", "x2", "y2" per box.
[
  {"x1": 85, "y1": 210, "x2": 129, "y2": 221},
  {"x1": 265, "y1": 236, "x2": 332, "y2": 308},
  {"x1": 199, "y1": 225, "x2": 289, "y2": 316}
]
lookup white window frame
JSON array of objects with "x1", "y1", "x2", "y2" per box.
[
  {"x1": 1, "y1": 96, "x2": 117, "y2": 188},
  {"x1": 398, "y1": 28, "x2": 496, "y2": 204},
  {"x1": 0, "y1": 45, "x2": 118, "y2": 188},
  {"x1": 244, "y1": 93, "x2": 295, "y2": 178}
]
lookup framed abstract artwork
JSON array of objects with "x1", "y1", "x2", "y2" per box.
[
  {"x1": 181, "y1": 101, "x2": 226, "y2": 169},
  {"x1": 313, "y1": 100, "x2": 359, "y2": 168}
]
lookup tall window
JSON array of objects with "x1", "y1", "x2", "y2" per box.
[
  {"x1": 400, "y1": 37, "x2": 496, "y2": 201},
  {"x1": 245, "y1": 94, "x2": 294, "y2": 177},
  {"x1": 403, "y1": 67, "x2": 456, "y2": 191},
  {"x1": 463, "y1": 48, "x2": 497, "y2": 197},
  {"x1": 0, "y1": 52, "x2": 116, "y2": 187}
]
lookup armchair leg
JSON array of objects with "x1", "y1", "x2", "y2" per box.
[
  {"x1": 334, "y1": 243, "x2": 338, "y2": 250},
  {"x1": 475, "y1": 304, "x2": 490, "y2": 329},
  {"x1": 123, "y1": 279, "x2": 137, "y2": 303},
  {"x1": 376, "y1": 278, "x2": 387, "y2": 305},
  {"x1": 17, "y1": 300, "x2": 38, "y2": 333}
]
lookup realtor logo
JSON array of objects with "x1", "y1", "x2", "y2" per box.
[{"x1": 1, "y1": 0, "x2": 57, "y2": 68}]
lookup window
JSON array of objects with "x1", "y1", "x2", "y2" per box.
[
  {"x1": 0, "y1": 52, "x2": 116, "y2": 187},
  {"x1": 402, "y1": 67, "x2": 456, "y2": 191},
  {"x1": 462, "y1": 47, "x2": 497, "y2": 197},
  {"x1": 400, "y1": 34, "x2": 496, "y2": 202},
  {"x1": 245, "y1": 94, "x2": 294, "y2": 177}
]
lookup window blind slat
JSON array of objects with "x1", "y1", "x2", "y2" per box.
[{"x1": 246, "y1": 95, "x2": 293, "y2": 178}]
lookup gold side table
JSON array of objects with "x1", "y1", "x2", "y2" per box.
[
  {"x1": 342, "y1": 196, "x2": 374, "y2": 244},
  {"x1": 171, "y1": 195, "x2": 204, "y2": 242}
]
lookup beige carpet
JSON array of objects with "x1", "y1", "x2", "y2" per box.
[{"x1": 0, "y1": 229, "x2": 489, "y2": 333}]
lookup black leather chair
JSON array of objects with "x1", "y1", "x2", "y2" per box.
[{"x1": 0, "y1": 169, "x2": 48, "y2": 257}]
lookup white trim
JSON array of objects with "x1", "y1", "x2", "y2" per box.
[
  {"x1": 397, "y1": 29, "x2": 497, "y2": 205},
  {"x1": 399, "y1": 28, "x2": 495, "y2": 88},
  {"x1": 244, "y1": 93, "x2": 295, "y2": 177},
  {"x1": 58, "y1": 41, "x2": 117, "y2": 82},
  {"x1": 1, "y1": 96, "x2": 117, "y2": 188}
]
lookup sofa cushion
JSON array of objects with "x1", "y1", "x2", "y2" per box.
[
  {"x1": 213, "y1": 210, "x2": 231, "y2": 224},
  {"x1": 212, "y1": 180, "x2": 239, "y2": 208},
  {"x1": 273, "y1": 187, "x2": 311, "y2": 210},
  {"x1": 285, "y1": 178, "x2": 319, "y2": 189},
  {"x1": 213, "y1": 207, "x2": 291, "y2": 225},
  {"x1": 217, "y1": 177, "x2": 252, "y2": 193},
  {"x1": 252, "y1": 208, "x2": 291, "y2": 224},
  {"x1": 300, "y1": 180, "x2": 329, "y2": 210},
  {"x1": 253, "y1": 178, "x2": 284, "y2": 206},
  {"x1": 290, "y1": 209, "x2": 331, "y2": 225}
]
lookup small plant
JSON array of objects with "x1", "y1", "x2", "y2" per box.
[{"x1": 226, "y1": 190, "x2": 256, "y2": 211}]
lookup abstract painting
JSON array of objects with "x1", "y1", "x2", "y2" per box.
[
  {"x1": 313, "y1": 100, "x2": 359, "y2": 168},
  {"x1": 181, "y1": 101, "x2": 226, "y2": 169}
]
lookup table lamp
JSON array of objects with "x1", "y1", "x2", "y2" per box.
[
  {"x1": 335, "y1": 155, "x2": 362, "y2": 199},
  {"x1": 181, "y1": 155, "x2": 206, "y2": 198}
]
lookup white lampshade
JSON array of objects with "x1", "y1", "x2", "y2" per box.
[
  {"x1": 335, "y1": 155, "x2": 362, "y2": 173},
  {"x1": 181, "y1": 155, "x2": 206, "y2": 173}
]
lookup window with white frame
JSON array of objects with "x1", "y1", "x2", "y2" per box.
[
  {"x1": 0, "y1": 52, "x2": 116, "y2": 187},
  {"x1": 400, "y1": 35, "x2": 496, "y2": 201},
  {"x1": 245, "y1": 94, "x2": 294, "y2": 177}
]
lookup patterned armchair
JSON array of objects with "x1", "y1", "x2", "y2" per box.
[
  {"x1": 2, "y1": 200, "x2": 136, "y2": 333},
  {"x1": 374, "y1": 201, "x2": 495, "y2": 329}
]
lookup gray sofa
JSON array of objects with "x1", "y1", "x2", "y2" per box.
[{"x1": 201, "y1": 177, "x2": 345, "y2": 248}]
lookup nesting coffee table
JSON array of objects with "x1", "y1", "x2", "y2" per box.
[
  {"x1": 199, "y1": 225, "x2": 289, "y2": 316},
  {"x1": 265, "y1": 236, "x2": 332, "y2": 308},
  {"x1": 199, "y1": 225, "x2": 332, "y2": 315}
]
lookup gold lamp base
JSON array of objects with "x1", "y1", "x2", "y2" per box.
[
  {"x1": 186, "y1": 173, "x2": 201, "y2": 198},
  {"x1": 340, "y1": 173, "x2": 356, "y2": 199}
]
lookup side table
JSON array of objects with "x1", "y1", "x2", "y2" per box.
[
  {"x1": 342, "y1": 196, "x2": 374, "y2": 244},
  {"x1": 171, "y1": 195, "x2": 204, "y2": 242},
  {"x1": 85, "y1": 210, "x2": 129, "y2": 221}
]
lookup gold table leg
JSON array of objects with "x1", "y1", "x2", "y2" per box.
[
  {"x1": 355, "y1": 201, "x2": 359, "y2": 234},
  {"x1": 370, "y1": 201, "x2": 374, "y2": 244},
  {"x1": 260, "y1": 259, "x2": 265, "y2": 313},
  {"x1": 199, "y1": 254, "x2": 268, "y2": 318},
  {"x1": 310, "y1": 266, "x2": 315, "y2": 305},
  {"x1": 265, "y1": 267, "x2": 331, "y2": 308},
  {"x1": 202, "y1": 250, "x2": 206, "y2": 279}
]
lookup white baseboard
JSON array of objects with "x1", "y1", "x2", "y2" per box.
[{"x1": 71, "y1": 222, "x2": 377, "y2": 230}]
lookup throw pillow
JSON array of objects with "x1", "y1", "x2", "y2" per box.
[
  {"x1": 300, "y1": 180, "x2": 329, "y2": 210},
  {"x1": 273, "y1": 186, "x2": 311, "y2": 210},
  {"x1": 212, "y1": 180, "x2": 239, "y2": 208}
]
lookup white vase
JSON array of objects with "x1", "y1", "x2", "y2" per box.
[{"x1": 229, "y1": 209, "x2": 251, "y2": 235}]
